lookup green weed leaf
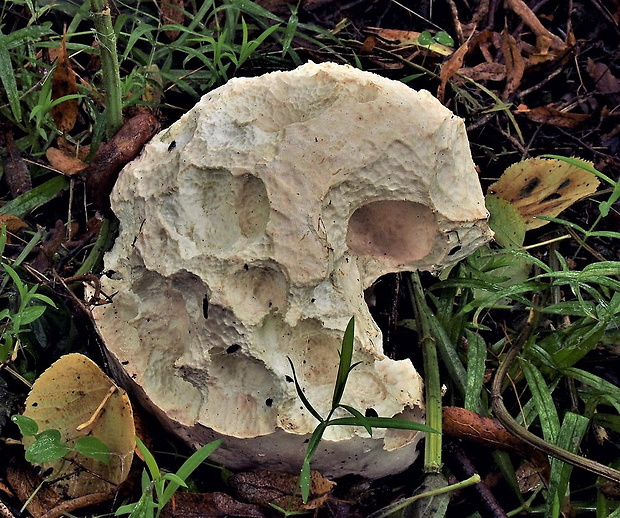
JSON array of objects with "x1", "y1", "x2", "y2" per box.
[
  {"x1": 417, "y1": 31, "x2": 433, "y2": 46},
  {"x1": 75, "y1": 436, "x2": 111, "y2": 465},
  {"x1": 12, "y1": 414, "x2": 39, "y2": 436},
  {"x1": 25, "y1": 429, "x2": 70, "y2": 463},
  {"x1": 434, "y1": 31, "x2": 454, "y2": 46},
  {"x1": 486, "y1": 195, "x2": 526, "y2": 248}
]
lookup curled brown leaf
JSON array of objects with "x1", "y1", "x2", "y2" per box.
[{"x1": 84, "y1": 112, "x2": 160, "y2": 212}]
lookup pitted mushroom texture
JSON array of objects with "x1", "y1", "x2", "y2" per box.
[{"x1": 93, "y1": 62, "x2": 491, "y2": 478}]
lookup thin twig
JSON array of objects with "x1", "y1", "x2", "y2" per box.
[{"x1": 491, "y1": 304, "x2": 620, "y2": 484}]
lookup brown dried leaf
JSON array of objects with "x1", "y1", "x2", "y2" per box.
[
  {"x1": 51, "y1": 31, "x2": 78, "y2": 133},
  {"x1": 516, "y1": 462, "x2": 545, "y2": 493},
  {"x1": 587, "y1": 58, "x2": 620, "y2": 95},
  {"x1": 229, "y1": 470, "x2": 335, "y2": 511},
  {"x1": 6, "y1": 458, "x2": 62, "y2": 518},
  {"x1": 161, "y1": 0, "x2": 185, "y2": 41},
  {"x1": 6, "y1": 457, "x2": 111, "y2": 518},
  {"x1": 30, "y1": 220, "x2": 65, "y2": 273},
  {"x1": 443, "y1": 406, "x2": 527, "y2": 454},
  {"x1": 360, "y1": 35, "x2": 376, "y2": 53},
  {"x1": 160, "y1": 492, "x2": 266, "y2": 518},
  {"x1": 437, "y1": 40, "x2": 468, "y2": 103},
  {"x1": 460, "y1": 62, "x2": 506, "y2": 82},
  {"x1": 0, "y1": 129, "x2": 32, "y2": 198},
  {"x1": 46, "y1": 147, "x2": 88, "y2": 176},
  {"x1": 57, "y1": 136, "x2": 90, "y2": 161},
  {"x1": 85, "y1": 112, "x2": 160, "y2": 212},
  {"x1": 442, "y1": 407, "x2": 550, "y2": 480},
  {"x1": 504, "y1": 0, "x2": 566, "y2": 51},
  {"x1": 0, "y1": 214, "x2": 28, "y2": 233},
  {"x1": 142, "y1": 64, "x2": 163, "y2": 106},
  {"x1": 469, "y1": 30, "x2": 499, "y2": 63},
  {"x1": 488, "y1": 157, "x2": 600, "y2": 229},
  {"x1": 501, "y1": 28, "x2": 524, "y2": 98},
  {"x1": 519, "y1": 104, "x2": 589, "y2": 128}
]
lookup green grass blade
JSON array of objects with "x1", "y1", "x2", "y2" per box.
[
  {"x1": 464, "y1": 329, "x2": 487, "y2": 411},
  {"x1": 563, "y1": 367, "x2": 620, "y2": 402},
  {"x1": 299, "y1": 422, "x2": 327, "y2": 503},
  {"x1": 0, "y1": 38, "x2": 21, "y2": 121},
  {"x1": 551, "y1": 318, "x2": 610, "y2": 369},
  {"x1": 326, "y1": 416, "x2": 438, "y2": 434},
  {"x1": 160, "y1": 439, "x2": 222, "y2": 504},
  {"x1": 287, "y1": 357, "x2": 323, "y2": 423},
  {"x1": 135, "y1": 435, "x2": 160, "y2": 480},
  {"x1": 366, "y1": 474, "x2": 480, "y2": 518},
  {"x1": 545, "y1": 412, "x2": 589, "y2": 518},
  {"x1": 0, "y1": 176, "x2": 70, "y2": 218},
  {"x1": 520, "y1": 359, "x2": 560, "y2": 443},
  {"x1": 331, "y1": 316, "x2": 355, "y2": 409},
  {"x1": 339, "y1": 404, "x2": 372, "y2": 435}
]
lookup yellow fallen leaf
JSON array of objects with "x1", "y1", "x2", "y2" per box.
[
  {"x1": 488, "y1": 157, "x2": 600, "y2": 229},
  {"x1": 22, "y1": 354, "x2": 135, "y2": 498}
]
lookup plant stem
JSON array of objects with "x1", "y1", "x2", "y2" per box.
[
  {"x1": 409, "y1": 271, "x2": 442, "y2": 473},
  {"x1": 89, "y1": 0, "x2": 123, "y2": 139},
  {"x1": 76, "y1": 217, "x2": 118, "y2": 275}
]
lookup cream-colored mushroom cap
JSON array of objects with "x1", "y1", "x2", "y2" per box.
[{"x1": 93, "y1": 62, "x2": 491, "y2": 479}]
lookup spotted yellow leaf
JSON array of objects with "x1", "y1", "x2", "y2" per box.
[
  {"x1": 22, "y1": 354, "x2": 135, "y2": 498},
  {"x1": 488, "y1": 157, "x2": 600, "y2": 229}
]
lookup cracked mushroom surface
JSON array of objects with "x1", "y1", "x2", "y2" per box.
[{"x1": 93, "y1": 62, "x2": 491, "y2": 479}]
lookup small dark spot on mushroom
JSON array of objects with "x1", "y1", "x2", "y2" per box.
[
  {"x1": 167, "y1": 140, "x2": 176, "y2": 152},
  {"x1": 365, "y1": 408, "x2": 378, "y2": 417},
  {"x1": 558, "y1": 179, "x2": 570, "y2": 190},
  {"x1": 226, "y1": 344, "x2": 241, "y2": 354},
  {"x1": 542, "y1": 192, "x2": 562, "y2": 203},
  {"x1": 285, "y1": 375, "x2": 294, "y2": 383},
  {"x1": 311, "y1": 298, "x2": 316, "y2": 303},
  {"x1": 202, "y1": 295, "x2": 209, "y2": 319},
  {"x1": 243, "y1": 264, "x2": 249, "y2": 270},
  {"x1": 121, "y1": 360, "x2": 129, "y2": 365},
  {"x1": 448, "y1": 245, "x2": 462, "y2": 256},
  {"x1": 32, "y1": 402, "x2": 38, "y2": 407},
  {"x1": 519, "y1": 177, "x2": 540, "y2": 197},
  {"x1": 265, "y1": 398, "x2": 273, "y2": 407}
]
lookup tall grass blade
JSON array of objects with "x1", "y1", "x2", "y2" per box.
[
  {"x1": 545, "y1": 412, "x2": 589, "y2": 518},
  {"x1": 161, "y1": 439, "x2": 222, "y2": 504},
  {"x1": 464, "y1": 329, "x2": 487, "y2": 411},
  {"x1": 287, "y1": 357, "x2": 323, "y2": 423},
  {"x1": 331, "y1": 316, "x2": 355, "y2": 409},
  {"x1": 520, "y1": 359, "x2": 559, "y2": 443}
]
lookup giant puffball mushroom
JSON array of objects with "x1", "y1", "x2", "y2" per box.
[{"x1": 92, "y1": 62, "x2": 492, "y2": 479}]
